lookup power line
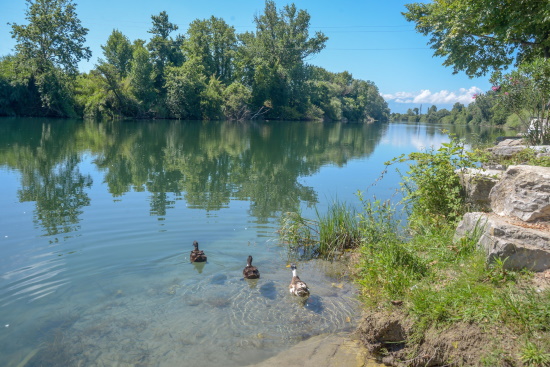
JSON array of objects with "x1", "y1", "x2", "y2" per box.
[{"x1": 325, "y1": 47, "x2": 429, "y2": 51}]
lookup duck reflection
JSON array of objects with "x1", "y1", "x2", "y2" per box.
[
  {"x1": 192, "y1": 262, "x2": 206, "y2": 274},
  {"x1": 244, "y1": 278, "x2": 259, "y2": 289}
]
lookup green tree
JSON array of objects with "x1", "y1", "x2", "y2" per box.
[
  {"x1": 147, "y1": 11, "x2": 184, "y2": 91},
  {"x1": 0, "y1": 55, "x2": 41, "y2": 116},
  {"x1": 183, "y1": 16, "x2": 237, "y2": 84},
  {"x1": 129, "y1": 43, "x2": 155, "y2": 109},
  {"x1": 165, "y1": 59, "x2": 206, "y2": 119},
  {"x1": 9, "y1": 0, "x2": 91, "y2": 116},
  {"x1": 492, "y1": 57, "x2": 550, "y2": 143},
  {"x1": 101, "y1": 30, "x2": 133, "y2": 78},
  {"x1": 237, "y1": 1, "x2": 327, "y2": 117},
  {"x1": 222, "y1": 82, "x2": 252, "y2": 120},
  {"x1": 403, "y1": 0, "x2": 550, "y2": 77},
  {"x1": 200, "y1": 76, "x2": 224, "y2": 120},
  {"x1": 10, "y1": 0, "x2": 91, "y2": 75}
]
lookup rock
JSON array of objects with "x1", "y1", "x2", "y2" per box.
[
  {"x1": 489, "y1": 165, "x2": 550, "y2": 222},
  {"x1": 456, "y1": 168, "x2": 503, "y2": 210},
  {"x1": 487, "y1": 139, "x2": 527, "y2": 158},
  {"x1": 455, "y1": 212, "x2": 550, "y2": 271},
  {"x1": 495, "y1": 136, "x2": 523, "y2": 144},
  {"x1": 497, "y1": 138, "x2": 525, "y2": 146},
  {"x1": 249, "y1": 332, "x2": 382, "y2": 367}
]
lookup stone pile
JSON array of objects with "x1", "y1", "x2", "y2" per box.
[{"x1": 455, "y1": 142, "x2": 550, "y2": 271}]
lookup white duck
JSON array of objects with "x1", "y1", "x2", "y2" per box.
[{"x1": 289, "y1": 263, "x2": 309, "y2": 298}]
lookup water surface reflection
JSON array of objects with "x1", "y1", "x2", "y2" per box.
[{"x1": 0, "y1": 119, "x2": 506, "y2": 366}]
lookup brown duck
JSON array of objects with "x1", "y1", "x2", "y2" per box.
[
  {"x1": 190, "y1": 241, "x2": 207, "y2": 263},
  {"x1": 243, "y1": 255, "x2": 260, "y2": 279}
]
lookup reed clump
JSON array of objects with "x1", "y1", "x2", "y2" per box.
[{"x1": 279, "y1": 200, "x2": 362, "y2": 260}]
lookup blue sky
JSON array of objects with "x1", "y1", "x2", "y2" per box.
[{"x1": 1, "y1": 0, "x2": 492, "y2": 114}]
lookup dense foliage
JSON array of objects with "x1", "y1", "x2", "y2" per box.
[
  {"x1": 0, "y1": 0, "x2": 389, "y2": 122},
  {"x1": 401, "y1": 0, "x2": 550, "y2": 143},
  {"x1": 403, "y1": 0, "x2": 550, "y2": 77}
]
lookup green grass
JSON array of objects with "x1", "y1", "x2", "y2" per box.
[
  {"x1": 353, "y1": 199, "x2": 550, "y2": 365},
  {"x1": 278, "y1": 199, "x2": 362, "y2": 260}
]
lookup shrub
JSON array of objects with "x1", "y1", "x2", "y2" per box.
[{"x1": 388, "y1": 134, "x2": 476, "y2": 228}]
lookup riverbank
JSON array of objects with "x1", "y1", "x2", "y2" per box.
[{"x1": 280, "y1": 136, "x2": 550, "y2": 366}]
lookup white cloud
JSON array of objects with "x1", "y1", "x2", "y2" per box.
[{"x1": 383, "y1": 86, "x2": 483, "y2": 105}]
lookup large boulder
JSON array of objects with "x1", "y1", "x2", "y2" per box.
[
  {"x1": 455, "y1": 212, "x2": 550, "y2": 271},
  {"x1": 489, "y1": 165, "x2": 550, "y2": 222},
  {"x1": 456, "y1": 168, "x2": 503, "y2": 210},
  {"x1": 487, "y1": 138, "x2": 550, "y2": 158},
  {"x1": 487, "y1": 139, "x2": 526, "y2": 158}
]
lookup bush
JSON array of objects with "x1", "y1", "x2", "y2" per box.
[{"x1": 388, "y1": 134, "x2": 475, "y2": 228}]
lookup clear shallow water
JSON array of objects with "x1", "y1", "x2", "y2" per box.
[{"x1": 0, "y1": 119, "x2": 505, "y2": 366}]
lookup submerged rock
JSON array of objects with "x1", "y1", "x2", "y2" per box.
[{"x1": 249, "y1": 332, "x2": 379, "y2": 367}]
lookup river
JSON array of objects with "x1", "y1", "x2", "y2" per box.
[{"x1": 0, "y1": 118, "x2": 505, "y2": 366}]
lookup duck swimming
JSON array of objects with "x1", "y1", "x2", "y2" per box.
[
  {"x1": 190, "y1": 241, "x2": 207, "y2": 263},
  {"x1": 289, "y1": 263, "x2": 309, "y2": 297},
  {"x1": 243, "y1": 255, "x2": 260, "y2": 279}
]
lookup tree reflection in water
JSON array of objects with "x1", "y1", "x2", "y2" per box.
[{"x1": 0, "y1": 119, "x2": 387, "y2": 235}]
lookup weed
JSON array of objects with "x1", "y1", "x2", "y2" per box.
[{"x1": 520, "y1": 341, "x2": 550, "y2": 367}]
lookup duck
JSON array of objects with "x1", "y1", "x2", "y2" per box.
[
  {"x1": 243, "y1": 255, "x2": 260, "y2": 279},
  {"x1": 289, "y1": 263, "x2": 309, "y2": 297},
  {"x1": 190, "y1": 241, "x2": 207, "y2": 263}
]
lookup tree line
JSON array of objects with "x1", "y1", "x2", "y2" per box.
[
  {"x1": 0, "y1": 0, "x2": 390, "y2": 122},
  {"x1": 389, "y1": 91, "x2": 508, "y2": 125}
]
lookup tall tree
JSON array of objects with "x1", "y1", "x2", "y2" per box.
[
  {"x1": 183, "y1": 16, "x2": 237, "y2": 84},
  {"x1": 147, "y1": 11, "x2": 184, "y2": 90},
  {"x1": 10, "y1": 0, "x2": 91, "y2": 75},
  {"x1": 403, "y1": 0, "x2": 550, "y2": 77},
  {"x1": 237, "y1": 1, "x2": 327, "y2": 117},
  {"x1": 129, "y1": 43, "x2": 155, "y2": 108},
  {"x1": 9, "y1": 0, "x2": 91, "y2": 116},
  {"x1": 101, "y1": 29, "x2": 133, "y2": 78}
]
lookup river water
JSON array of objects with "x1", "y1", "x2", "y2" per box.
[{"x1": 0, "y1": 119, "x2": 505, "y2": 366}]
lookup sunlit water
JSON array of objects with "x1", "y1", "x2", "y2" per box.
[{"x1": 0, "y1": 119, "x2": 505, "y2": 366}]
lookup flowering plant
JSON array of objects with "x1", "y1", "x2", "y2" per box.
[{"x1": 490, "y1": 57, "x2": 550, "y2": 145}]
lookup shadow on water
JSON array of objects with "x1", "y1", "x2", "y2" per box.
[
  {"x1": 304, "y1": 294, "x2": 324, "y2": 314},
  {"x1": 259, "y1": 281, "x2": 277, "y2": 300},
  {"x1": 210, "y1": 273, "x2": 227, "y2": 285}
]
